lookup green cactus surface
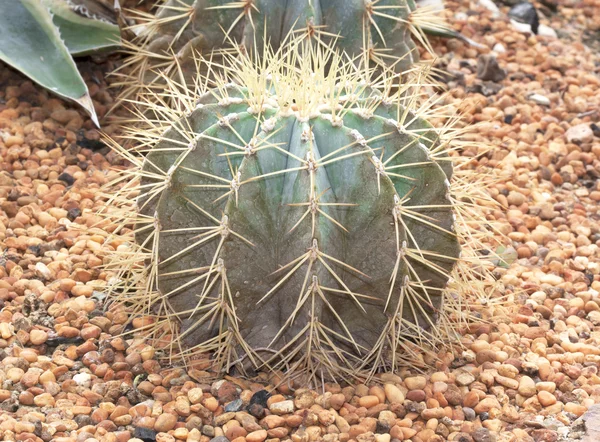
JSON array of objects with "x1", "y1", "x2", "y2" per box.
[{"x1": 115, "y1": 41, "x2": 465, "y2": 379}]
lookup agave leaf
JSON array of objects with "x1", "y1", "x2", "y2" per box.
[
  {"x1": 44, "y1": 0, "x2": 121, "y2": 56},
  {"x1": 0, "y1": 0, "x2": 99, "y2": 126}
]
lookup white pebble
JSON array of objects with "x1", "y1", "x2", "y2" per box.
[
  {"x1": 529, "y1": 94, "x2": 551, "y2": 106},
  {"x1": 73, "y1": 373, "x2": 91, "y2": 387},
  {"x1": 492, "y1": 43, "x2": 506, "y2": 53},
  {"x1": 538, "y1": 25, "x2": 557, "y2": 38}
]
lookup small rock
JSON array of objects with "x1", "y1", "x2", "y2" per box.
[
  {"x1": 518, "y1": 376, "x2": 536, "y2": 397},
  {"x1": 529, "y1": 94, "x2": 551, "y2": 106},
  {"x1": 507, "y1": 191, "x2": 525, "y2": 206},
  {"x1": 34, "y1": 262, "x2": 52, "y2": 280},
  {"x1": 187, "y1": 388, "x2": 203, "y2": 404},
  {"x1": 154, "y1": 413, "x2": 177, "y2": 432},
  {"x1": 404, "y1": 376, "x2": 427, "y2": 390},
  {"x1": 580, "y1": 404, "x2": 600, "y2": 441},
  {"x1": 268, "y1": 400, "x2": 294, "y2": 415},
  {"x1": 538, "y1": 391, "x2": 557, "y2": 407},
  {"x1": 30, "y1": 329, "x2": 48, "y2": 345},
  {"x1": 249, "y1": 390, "x2": 270, "y2": 407},
  {"x1": 247, "y1": 403, "x2": 265, "y2": 419},
  {"x1": 492, "y1": 43, "x2": 506, "y2": 53},
  {"x1": 358, "y1": 395, "x2": 380, "y2": 408},
  {"x1": 58, "y1": 172, "x2": 75, "y2": 186},
  {"x1": 477, "y1": 55, "x2": 506, "y2": 82},
  {"x1": 406, "y1": 389, "x2": 426, "y2": 402},
  {"x1": 203, "y1": 397, "x2": 219, "y2": 412},
  {"x1": 422, "y1": 407, "x2": 445, "y2": 420},
  {"x1": 566, "y1": 124, "x2": 594, "y2": 144},
  {"x1": 225, "y1": 398, "x2": 243, "y2": 412},
  {"x1": 456, "y1": 371, "x2": 476, "y2": 386},
  {"x1": 473, "y1": 427, "x2": 495, "y2": 442},
  {"x1": 73, "y1": 373, "x2": 91, "y2": 387},
  {"x1": 532, "y1": 429, "x2": 558, "y2": 442},
  {"x1": 508, "y1": 2, "x2": 539, "y2": 34},
  {"x1": 444, "y1": 384, "x2": 463, "y2": 406},
  {"x1": 474, "y1": 397, "x2": 500, "y2": 414},
  {"x1": 246, "y1": 429, "x2": 268, "y2": 442},
  {"x1": 383, "y1": 384, "x2": 404, "y2": 404},
  {"x1": 463, "y1": 407, "x2": 476, "y2": 421},
  {"x1": 216, "y1": 381, "x2": 240, "y2": 403},
  {"x1": 134, "y1": 427, "x2": 158, "y2": 441},
  {"x1": 378, "y1": 410, "x2": 396, "y2": 430},
  {"x1": 538, "y1": 24, "x2": 557, "y2": 38}
]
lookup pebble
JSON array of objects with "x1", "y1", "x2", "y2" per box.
[
  {"x1": 246, "y1": 429, "x2": 268, "y2": 442},
  {"x1": 456, "y1": 371, "x2": 476, "y2": 386},
  {"x1": 528, "y1": 94, "x2": 551, "y2": 106},
  {"x1": 474, "y1": 398, "x2": 501, "y2": 414},
  {"x1": 29, "y1": 329, "x2": 48, "y2": 345},
  {"x1": 538, "y1": 24, "x2": 557, "y2": 38},
  {"x1": 518, "y1": 376, "x2": 536, "y2": 397},
  {"x1": 477, "y1": 54, "x2": 506, "y2": 82},
  {"x1": 384, "y1": 383, "x2": 404, "y2": 404},
  {"x1": 359, "y1": 395, "x2": 380, "y2": 408},
  {"x1": 268, "y1": 400, "x2": 294, "y2": 415},
  {"x1": 538, "y1": 391, "x2": 557, "y2": 407},
  {"x1": 154, "y1": 413, "x2": 177, "y2": 432},
  {"x1": 404, "y1": 376, "x2": 427, "y2": 390},
  {"x1": 565, "y1": 124, "x2": 594, "y2": 144}
]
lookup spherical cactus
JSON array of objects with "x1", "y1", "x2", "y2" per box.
[
  {"x1": 118, "y1": 0, "x2": 449, "y2": 102},
  {"x1": 105, "y1": 41, "x2": 499, "y2": 381}
]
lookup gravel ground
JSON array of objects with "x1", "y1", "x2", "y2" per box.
[{"x1": 1, "y1": 0, "x2": 600, "y2": 441}]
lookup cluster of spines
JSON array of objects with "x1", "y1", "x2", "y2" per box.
[{"x1": 111, "y1": 0, "x2": 453, "y2": 109}]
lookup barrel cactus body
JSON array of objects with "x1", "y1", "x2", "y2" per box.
[
  {"x1": 115, "y1": 42, "x2": 465, "y2": 379},
  {"x1": 120, "y1": 0, "x2": 444, "y2": 101}
]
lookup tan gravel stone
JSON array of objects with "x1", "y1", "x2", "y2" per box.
[
  {"x1": 383, "y1": 384, "x2": 404, "y2": 404},
  {"x1": 536, "y1": 382, "x2": 556, "y2": 393},
  {"x1": 33, "y1": 393, "x2": 55, "y2": 407},
  {"x1": 474, "y1": 397, "x2": 501, "y2": 414},
  {"x1": 358, "y1": 395, "x2": 380, "y2": 408},
  {"x1": 404, "y1": 376, "x2": 427, "y2": 390},
  {"x1": 154, "y1": 413, "x2": 178, "y2": 432},
  {"x1": 537, "y1": 391, "x2": 557, "y2": 407},
  {"x1": 246, "y1": 429, "x2": 268, "y2": 442},
  {"x1": 29, "y1": 329, "x2": 48, "y2": 345},
  {"x1": 269, "y1": 400, "x2": 294, "y2": 414},
  {"x1": 518, "y1": 376, "x2": 536, "y2": 397}
]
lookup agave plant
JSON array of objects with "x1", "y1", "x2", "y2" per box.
[
  {"x1": 103, "y1": 39, "x2": 499, "y2": 382},
  {"x1": 0, "y1": 0, "x2": 121, "y2": 124}
]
